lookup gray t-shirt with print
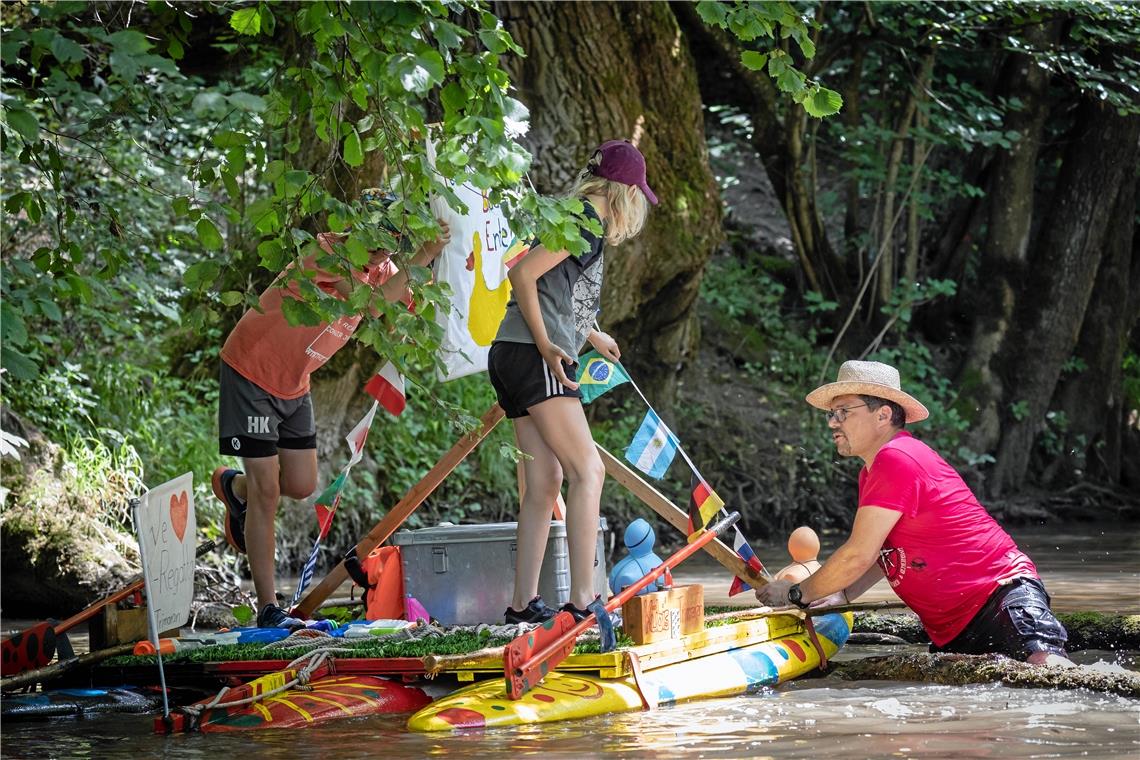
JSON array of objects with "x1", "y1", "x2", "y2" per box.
[{"x1": 494, "y1": 201, "x2": 605, "y2": 357}]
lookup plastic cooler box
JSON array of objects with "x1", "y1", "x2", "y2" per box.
[{"x1": 392, "y1": 519, "x2": 608, "y2": 625}]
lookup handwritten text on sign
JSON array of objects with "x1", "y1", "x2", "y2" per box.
[{"x1": 135, "y1": 472, "x2": 196, "y2": 632}]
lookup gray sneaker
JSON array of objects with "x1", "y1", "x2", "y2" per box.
[{"x1": 257, "y1": 603, "x2": 305, "y2": 631}]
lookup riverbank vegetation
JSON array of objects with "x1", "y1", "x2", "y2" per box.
[{"x1": 2, "y1": 2, "x2": 1138, "y2": 607}]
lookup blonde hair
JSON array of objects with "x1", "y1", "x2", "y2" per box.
[{"x1": 568, "y1": 161, "x2": 649, "y2": 246}]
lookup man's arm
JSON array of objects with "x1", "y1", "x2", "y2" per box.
[{"x1": 755, "y1": 506, "x2": 901, "y2": 607}]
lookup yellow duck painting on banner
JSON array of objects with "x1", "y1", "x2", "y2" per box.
[{"x1": 466, "y1": 230, "x2": 529, "y2": 346}]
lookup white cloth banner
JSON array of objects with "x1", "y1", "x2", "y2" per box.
[{"x1": 428, "y1": 140, "x2": 530, "y2": 380}]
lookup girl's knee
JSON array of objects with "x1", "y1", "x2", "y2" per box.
[
  {"x1": 567, "y1": 455, "x2": 605, "y2": 491},
  {"x1": 281, "y1": 477, "x2": 317, "y2": 501}
]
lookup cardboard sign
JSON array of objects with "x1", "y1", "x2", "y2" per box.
[
  {"x1": 621, "y1": 584, "x2": 704, "y2": 645},
  {"x1": 134, "y1": 472, "x2": 196, "y2": 633},
  {"x1": 428, "y1": 140, "x2": 530, "y2": 380}
]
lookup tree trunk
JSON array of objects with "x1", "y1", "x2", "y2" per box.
[
  {"x1": 1048, "y1": 172, "x2": 1139, "y2": 485},
  {"x1": 498, "y1": 1, "x2": 722, "y2": 408},
  {"x1": 955, "y1": 22, "x2": 1059, "y2": 456},
  {"x1": 989, "y1": 102, "x2": 1140, "y2": 496}
]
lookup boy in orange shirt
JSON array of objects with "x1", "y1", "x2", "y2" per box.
[{"x1": 212, "y1": 190, "x2": 449, "y2": 629}]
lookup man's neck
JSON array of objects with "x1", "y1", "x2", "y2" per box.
[{"x1": 860, "y1": 428, "x2": 903, "y2": 468}]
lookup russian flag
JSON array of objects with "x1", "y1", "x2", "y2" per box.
[{"x1": 728, "y1": 527, "x2": 767, "y2": 596}]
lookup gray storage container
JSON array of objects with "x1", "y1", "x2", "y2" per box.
[{"x1": 392, "y1": 519, "x2": 608, "y2": 625}]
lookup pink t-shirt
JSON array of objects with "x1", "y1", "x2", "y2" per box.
[
  {"x1": 859, "y1": 431, "x2": 1038, "y2": 646},
  {"x1": 220, "y1": 233, "x2": 398, "y2": 400}
]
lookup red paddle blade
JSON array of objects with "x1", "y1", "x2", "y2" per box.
[
  {"x1": 1, "y1": 621, "x2": 56, "y2": 677},
  {"x1": 503, "y1": 611, "x2": 577, "y2": 700}
]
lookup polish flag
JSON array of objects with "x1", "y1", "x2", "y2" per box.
[{"x1": 365, "y1": 361, "x2": 406, "y2": 416}]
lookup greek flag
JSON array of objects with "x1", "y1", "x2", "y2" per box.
[{"x1": 624, "y1": 409, "x2": 678, "y2": 480}]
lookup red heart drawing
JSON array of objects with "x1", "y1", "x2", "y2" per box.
[{"x1": 170, "y1": 491, "x2": 189, "y2": 542}]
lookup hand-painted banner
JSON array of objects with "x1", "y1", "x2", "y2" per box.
[{"x1": 428, "y1": 139, "x2": 530, "y2": 381}]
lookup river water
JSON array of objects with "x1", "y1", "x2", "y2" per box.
[{"x1": 3, "y1": 524, "x2": 1138, "y2": 758}]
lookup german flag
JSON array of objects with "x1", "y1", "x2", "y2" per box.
[{"x1": 687, "y1": 475, "x2": 724, "y2": 537}]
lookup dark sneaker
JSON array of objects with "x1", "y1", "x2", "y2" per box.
[
  {"x1": 257, "y1": 603, "x2": 306, "y2": 631},
  {"x1": 212, "y1": 466, "x2": 247, "y2": 554},
  {"x1": 559, "y1": 602, "x2": 594, "y2": 623},
  {"x1": 504, "y1": 596, "x2": 557, "y2": 624}
]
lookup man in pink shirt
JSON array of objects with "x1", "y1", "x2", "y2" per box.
[
  {"x1": 211, "y1": 190, "x2": 448, "y2": 630},
  {"x1": 756, "y1": 360, "x2": 1070, "y2": 666}
]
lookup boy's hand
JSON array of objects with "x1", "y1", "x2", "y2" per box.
[{"x1": 417, "y1": 219, "x2": 451, "y2": 263}]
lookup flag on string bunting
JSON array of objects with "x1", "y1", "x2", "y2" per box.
[
  {"x1": 728, "y1": 527, "x2": 767, "y2": 596},
  {"x1": 624, "y1": 409, "x2": 678, "y2": 479},
  {"x1": 365, "y1": 361, "x2": 406, "y2": 416},
  {"x1": 575, "y1": 351, "x2": 630, "y2": 404},
  {"x1": 291, "y1": 400, "x2": 379, "y2": 607},
  {"x1": 687, "y1": 474, "x2": 724, "y2": 536}
]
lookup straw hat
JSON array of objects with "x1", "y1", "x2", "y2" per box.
[{"x1": 806, "y1": 360, "x2": 929, "y2": 423}]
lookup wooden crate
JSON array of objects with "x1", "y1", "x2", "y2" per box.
[{"x1": 621, "y1": 584, "x2": 704, "y2": 645}]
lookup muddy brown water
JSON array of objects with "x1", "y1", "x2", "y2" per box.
[{"x1": 2, "y1": 523, "x2": 1137, "y2": 758}]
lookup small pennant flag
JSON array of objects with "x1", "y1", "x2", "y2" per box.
[
  {"x1": 624, "y1": 409, "x2": 679, "y2": 479},
  {"x1": 687, "y1": 474, "x2": 724, "y2": 536},
  {"x1": 576, "y1": 351, "x2": 630, "y2": 404},
  {"x1": 365, "y1": 361, "x2": 406, "y2": 416},
  {"x1": 728, "y1": 527, "x2": 767, "y2": 596}
]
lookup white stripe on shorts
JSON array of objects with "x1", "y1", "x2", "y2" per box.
[{"x1": 544, "y1": 363, "x2": 557, "y2": 398}]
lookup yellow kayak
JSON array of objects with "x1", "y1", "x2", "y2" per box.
[{"x1": 408, "y1": 611, "x2": 852, "y2": 732}]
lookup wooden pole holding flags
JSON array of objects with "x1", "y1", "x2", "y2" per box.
[
  {"x1": 504, "y1": 511, "x2": 741, "y2": 700},
  {"x1": 595, "y1": 445, "x2": 766, "y2": 589},
  {"x1": 292, "y1": 403, "x2": 506, "y2": 619}
]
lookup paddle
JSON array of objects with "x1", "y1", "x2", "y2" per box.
[
  {"x1": 503, "y1": 511, "x2": 740, "y2": 700},
  {"x1": 0, "y1": 539, "x2": 217, "y2": 678}
]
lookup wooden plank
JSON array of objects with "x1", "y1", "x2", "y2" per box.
[
  {"x1": 622, "y1": 585, "x2": 704, "y2": 645},
  {"x1": 595, "y1": 445, "x2": 766, "y2": 589},
  {"x1": 293, "y1": 404, "x2": 506, "y2": 618}
]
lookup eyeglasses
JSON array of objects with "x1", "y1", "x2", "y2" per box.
[{"x1": 826, "y1": 404, "x2": 868, "y2": 423}]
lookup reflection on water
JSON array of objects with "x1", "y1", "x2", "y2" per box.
[
  {"x1": 2, "y1": 524, "x2": 1137, "y2": 758},
  {"x1": 3, "y1": 680, "x2": 1137, "y2": 759}
]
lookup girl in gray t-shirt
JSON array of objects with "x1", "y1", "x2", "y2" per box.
[{"x1": 487, "y1": 140, "x2": 658, "y2": 624}]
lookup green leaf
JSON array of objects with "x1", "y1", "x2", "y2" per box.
[
  {"x1": 5, "y1": 108, "x2": 40, "y2": 142},
  {"x1": 230, "y1": 7, "x2": 261, "y2": 36},
  {"x1": 1, "y1": 302, "x2": 28, "y2": 346},
  {"x1": 37, "y1": 298, "x2": 63, "y2": 322},
  {"x1": 389, "y1": 50, "x2": 445, "y2": 94},
  {"x1": 695, "y1": 1, "x2": 729, "y2": 27},
  {"x1": 228, "y1": 92, "x2": 267, "y2": 112},
  {"x1": 280, "y1": 296, "x2": 323, "y2": 327},
  {"x1": 192, "y1": 91, "x2": 226, "y2": 117},
  {"x1": 231, "y1": 605, "x2": 254, "y2": 625},
  {"x1": 802, "y1": 86, "x2": 843, "y2": 118},
  {"x1": 1, "y1": 346, "x2": 37, "y2": 380},
  {"x1": 440, "y1": 82, "x2": 467, "y2": 116},
  {"x1": 345, "y1": 236, "x2": 371, "y2": 267},
  {"x1": 257, "y1": 238, "x2": 286, "y2": 270},
  {"x1": 107, "y1": 30, "x2": 151, "y2": 55},
  {"x1": 196, "y1": 217, "x2": 224, "y2": 250},
  {"x1": 184, "y1": 260, "x2": 221, "y2": 290},
  {"x1": 741, "y1": 50, "x2": 768, "y2": 71},
  {"x1": 343, "y1": 128, "x2": 363, "y2": 167},
  {"x1": 219, "y1": 290, "x2": 244, "y2": 307},
  {"x1": 50, "y1": 33, "x2": 85, "y2": 63}
]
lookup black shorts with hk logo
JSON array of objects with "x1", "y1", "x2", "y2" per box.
[
  {"x1": 218, "y1": 361, "x2": 317, "y2": 458},
  {"x1": 487, "y1": 341, "x2": 582, "y2": 419}
]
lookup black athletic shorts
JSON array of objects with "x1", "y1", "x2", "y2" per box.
[
  {"x1": 218, "y1": 361, "x2": 317, "y2": 458},
  {"x1": 487, "y1": 341, "x2": 581, "y2": 419},
  {"x1": 931, "y1": 577, "x2": 1068, "y2": 660}
]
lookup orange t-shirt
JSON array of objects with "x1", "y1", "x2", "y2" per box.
[{"x1": 220, "y1": 233, "x2": 398, "y2": 400}]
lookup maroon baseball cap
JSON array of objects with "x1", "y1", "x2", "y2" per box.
[{"x1": 592, "y1": 139, "x2": 658, "y2": 205}]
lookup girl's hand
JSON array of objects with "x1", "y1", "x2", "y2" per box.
[
  {"x1": 539, "y1": 340, "x2": 579, "y2": 390},
  {"x1": 588, "y1": 330, "x2": 621, "y2": 362}
]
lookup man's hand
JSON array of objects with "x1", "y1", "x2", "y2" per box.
[
  {"x1": 755, "y1": 579, "x2": 794, "y2": 607},
  {"x1": 539, "y1": 340, "x2": 578, "y2": 390},
  {"x1": 588, "y1": 330, "x2": 621, "y2": 361},
  {"x1": 808, "y1": 590, "x2": 846, "y2": 609}
]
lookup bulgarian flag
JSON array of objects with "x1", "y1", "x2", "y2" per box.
[{"x1": 364, "y1": 361, "x2": 406, "y2": 416}]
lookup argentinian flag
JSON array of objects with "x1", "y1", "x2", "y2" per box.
[{"x1": 624, "y1": 409, "x2": 679, "y2": 479}]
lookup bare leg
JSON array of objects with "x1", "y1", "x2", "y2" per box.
[
  {"x1": 511, "y1": 416, "x2": 562, "y2": 611},
  {"x1": 239, "y1": 448, "x2": 317, "y2": 611},
  {"x1": 527, "y1": 397, "x2": 605, "y2": 609}
]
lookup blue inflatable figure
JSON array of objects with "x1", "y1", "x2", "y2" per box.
[{"x1": 608, "y1": 518, "x2": 666, "y2": 596}]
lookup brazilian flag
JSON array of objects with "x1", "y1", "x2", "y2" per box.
[{"x1": 576, "y1": 350, "x2": 630, "y2": 404}]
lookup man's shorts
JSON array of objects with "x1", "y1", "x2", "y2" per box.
[
  {"x1": 487, "y1": 341, "x2": 581, "y2": 419},
  {"x1": 932, "y1": 577, "x2": 1069, "y2": 660},
  {"x1": 218, "y1": 361, "x2": 317, "y2": 458}
]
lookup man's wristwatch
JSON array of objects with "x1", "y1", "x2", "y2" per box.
[{"x1": 787, "y1": 583, "x2": 810, "y2": 609}]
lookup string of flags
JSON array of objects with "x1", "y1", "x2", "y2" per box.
[
  {"x1": 575, "y1": 349, "x2": 770, "y2": 595},
  {"x1": 290, "y1": 361, "x2": 405, "y2": 607}
]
